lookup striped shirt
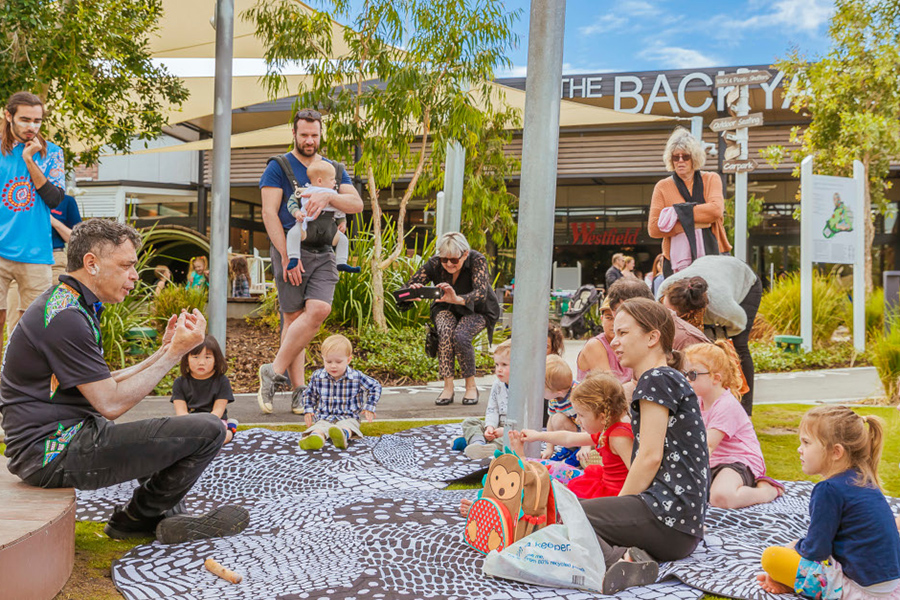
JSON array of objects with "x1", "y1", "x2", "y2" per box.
[
  {"x1": 548, "y1": 386, "x2": 576, "y2": 419},
  {"x1": 302, "y1": 366, "x2": 382, "y2": 421}
]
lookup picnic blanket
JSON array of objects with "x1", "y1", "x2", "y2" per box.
[{"x1": 74, "y1": 424, "x2": 897, "y2": 600}]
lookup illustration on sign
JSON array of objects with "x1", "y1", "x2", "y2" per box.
[
  {"x1": 822, "y1": 192, "x2": 854, "y2": 239},
  {"x1": 809, "y1": 174, "x2": 858, "y2": 264}
]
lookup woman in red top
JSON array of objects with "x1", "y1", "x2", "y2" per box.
[{"x1": 516, "y1": 372, "x2": 633, "y2": 498}]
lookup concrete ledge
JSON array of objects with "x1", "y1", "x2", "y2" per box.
[{"x1": 0, "y1": 462, "x2": 75, "y2": 600}]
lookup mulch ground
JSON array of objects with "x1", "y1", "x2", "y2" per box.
[{"x1": 224, "y1": 318, "x2": 281, "y2": 393}]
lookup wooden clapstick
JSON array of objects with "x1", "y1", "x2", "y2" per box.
[{"x1": 204, "y1": 558, "x2": 242, "y2": 584}]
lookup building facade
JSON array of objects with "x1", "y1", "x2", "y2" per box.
[{"x1": 76, "y1": 64, "x2": 900, "y2": 287}]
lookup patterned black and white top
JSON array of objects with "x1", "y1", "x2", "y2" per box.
[{"x1": 631, "y1": 366, "x2": 710, "y2": 537}]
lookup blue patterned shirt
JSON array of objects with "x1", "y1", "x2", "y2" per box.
[
  {"x1": 0, "y1": 140, "x2": 65, "y2": 264},
  {"x1": 303, "y1": 366, "x2": 382, "y2": 421}
]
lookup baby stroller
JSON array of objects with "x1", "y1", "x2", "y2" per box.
[{"x1": 560, "y1": 284, "x2": 602, "y2": 339}]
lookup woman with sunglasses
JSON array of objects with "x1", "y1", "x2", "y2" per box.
[
  {"x1": 578, "y1": 297, "x2": 710, "y2": 595},
  {"x1": 403, "y1": 232, "x2": 500, "y2": 405},
  {"x1": 648, "y1": 127, "x2": 731, "y2": 277}
]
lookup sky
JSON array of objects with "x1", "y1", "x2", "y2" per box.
[
  {"x1": 157, "y1": 0, "x2": 835, "y2": 78},
  {"x1": 497, "y1": 0, "x2": 834, "y2": 76}
]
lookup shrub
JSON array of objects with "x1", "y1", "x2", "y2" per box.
[
  {"x1": 757, "y1": 270, "x2": 849, "y2": 346},
  {"x1": 150, "y1": 284, "x2": 208, "y2": 332},
  {"x1": 249, "y1": 286, "x2": 281, "y2": 333},
  {"x1": 328, "y1": 217, "x2": 433, "y2": 330},
  {"x1": 750, "y1": 340, "x2": 862, "y2": 373},
  {"x1": 865, "y1": 287, "x2": 885, "y2": 337},
  {"x1": 870, "y1": 314, "x2": 900, "y2": 403}
]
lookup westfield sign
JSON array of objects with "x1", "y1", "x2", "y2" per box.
[{"x1": 571, "y1": 223, "x2": 640, "y2": 245}]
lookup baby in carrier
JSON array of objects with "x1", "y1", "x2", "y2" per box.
[{"x1": 285, "y1": 159, "x2": 358, "y2": 273}]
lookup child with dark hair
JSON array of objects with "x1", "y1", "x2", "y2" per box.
[
  {"x1": 230, "y1": 256, "x2": 251, "y2": 298},
  {"x1": 170, "y1": 334, "x2": 237, "y2": 444}
]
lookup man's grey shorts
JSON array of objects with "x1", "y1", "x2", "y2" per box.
[{"x1": 270, "y1": 243, "x2": 338, "y2": 313}]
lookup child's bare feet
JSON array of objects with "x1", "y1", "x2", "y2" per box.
[
  {"x1": 756, "y1": 573, "x2": 793, "y2": 594},
  {"x1": 459, "y1": 498, "x2": 473, "y2": 516},
  {"x1": 508, "y1": 430, "x2": 525, "y2": 457}
]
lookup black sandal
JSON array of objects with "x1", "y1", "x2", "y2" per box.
[
  {"x1": 462, "y1": 391, "x2": 479, "y2": 405},
  {"x1": 435, "y1": 392, "x2": 454, "y2": 406}
]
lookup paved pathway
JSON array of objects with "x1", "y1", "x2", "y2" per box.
[{"x1": 119, "y1": 365, "x2": 886, "y2": 426}]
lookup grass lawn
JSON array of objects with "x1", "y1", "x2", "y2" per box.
[{"x1": 47, "y1": 405, "x2": 900, "y2": 599}]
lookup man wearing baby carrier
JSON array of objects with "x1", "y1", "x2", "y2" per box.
[{"x1": 257, "y1": 108, "x2": 364, "y2": 415}]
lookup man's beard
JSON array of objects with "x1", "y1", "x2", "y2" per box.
[
  {"x1": 11, "y1": 122, "x2": 35, "y2": 143},
  {"x1": 295, "y1": 141, "x2": 318, "y2": 157}
]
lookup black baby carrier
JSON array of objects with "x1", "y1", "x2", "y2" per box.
[{"x1": 267, "y1": 155, "x2": 347, "y2": 248}]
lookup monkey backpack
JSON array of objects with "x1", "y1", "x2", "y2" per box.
[{"x1": 463, "y1": 448, "x2": 557, "y2": 555}]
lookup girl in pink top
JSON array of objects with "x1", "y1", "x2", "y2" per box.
[
  {"x1": 684, "y1": 342, "x2": 783, "y2": 508},
  {"x1": 576, "y1": 297, "x2": 633, "y2": 384}
]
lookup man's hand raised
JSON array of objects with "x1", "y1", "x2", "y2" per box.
[
  {"x1": 168, "y1": 309, "x2": 207, "y2": 356},
  {"x1": 22, "y1": 139, "x2": 43, "y2": 161}
]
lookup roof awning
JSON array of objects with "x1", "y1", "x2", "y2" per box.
[
  {"x1": 152, "y1": 0, "x2": 352, "y2": 59},
  {"x1": 124, "y1": 81, "x2": 675, "y2": 155}
]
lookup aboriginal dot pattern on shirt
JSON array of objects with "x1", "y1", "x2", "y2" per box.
[{"x1": 632, "y1": 366, "x2": 710, "y2": 537}]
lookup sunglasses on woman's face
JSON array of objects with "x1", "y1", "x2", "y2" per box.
[
  {"x1": 672, "y1": 153, "x2": 692, "y2": 163},
  {"x1": 683, "y1": 370, "x2": 710, "y2": 382},
  {"x1": 439, "y1": 256, "x2": 462, "y2": 265}
]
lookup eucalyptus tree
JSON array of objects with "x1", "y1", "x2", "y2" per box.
[
  {"x1": 248, "y1": 0, "x2": 519, "y2": 327},
  {"x1": 0, "y1": 0, "x2": 187, "y2": 165},
  {"x1": 763, "y1": 0, "x2": 900, "y2": 292}
]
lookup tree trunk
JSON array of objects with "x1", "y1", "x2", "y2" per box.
[
  {"x1": 863, "y1": 160, "x2": 874, "y2": 295},
  {"x1": 367, "y1": 165, "x2": 387, "y2": 329}
]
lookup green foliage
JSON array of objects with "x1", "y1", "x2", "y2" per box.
[
  {"x1": 866, "y1": 287, "x2": 885, "y2": 337},
  {"x1": 247, "y1": 0, "x2": 520, "y2": 326},
  {"x1": 150, "y1": 285, "x2": 208, "y2": 332},
  {"x1": 761, "y1": 0, "x2": 900, "y2": 291},
  {"x1": 426, "y1": 103, "x2": 521, "y2": 257},
  {"x1": 870, "y1": 314, "x2": 900, "y2": 403},
  {"x1": 249, "y1": 286, "x2": 282, "y2": 333},
  {"x1": 0, "y1": 0, "x2": 188, "y2": 166},
  {"x1": 329, "y1": 217, "x2": 434, "y2": 329},
  {"x1": 758, "y1": 270, "x2": 849, "y2": 346},
  {"x1": 750, "y1": 341, "x2": 861, "y2": 373},
  {"x1": 723, "y1": 194, "x2": 764, "y2": 242}
]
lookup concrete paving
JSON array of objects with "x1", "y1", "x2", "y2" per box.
[{"x1": 118, "y1": 337, "x2": 887, "y2": 425}]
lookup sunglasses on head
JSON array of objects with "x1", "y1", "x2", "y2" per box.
[
  {"x1": 439, "y1": 255, "x2": 462, "y2": 265},
  {"x1": 672, "y1": 153, "x2": 692, "y2": 163},
  {"x1": 683, "y1": 370, "x2": 710, "y2": 382}
]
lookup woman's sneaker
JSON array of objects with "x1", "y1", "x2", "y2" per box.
[{"x1": 156, "y1": 505, "x2": 250, "y2": 545}]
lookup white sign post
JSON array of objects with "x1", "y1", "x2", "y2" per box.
[
  {"x1": 800, "y1": 157, "x2": 866, "y2": 353},
  {"x1": 713, "y1": 68, "x2": 770, "y2": 263}
]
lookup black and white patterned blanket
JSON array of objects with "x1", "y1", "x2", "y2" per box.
[{"x1": 76, "y1": 424, "x2": 892, "y2": 600}]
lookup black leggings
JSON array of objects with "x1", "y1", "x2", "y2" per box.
[
  {"x1": 434, "y1": 310, "x2": 487, "y2": 379},
  {"x1": 731, "y1": 276, "x2": 763, "y2": 416},
  {"x1": 579, "y1": 495, "x2": 702, "y2": 568}
]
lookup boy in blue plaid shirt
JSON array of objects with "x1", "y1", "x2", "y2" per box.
[{"x1": 299, "y1": 334, "x2": 382, "y2": 451}]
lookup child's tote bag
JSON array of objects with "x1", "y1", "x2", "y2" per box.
[{"x1": 482, "y1": 480, "x2": 607, "y2": 593}]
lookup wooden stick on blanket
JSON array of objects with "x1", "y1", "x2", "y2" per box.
[{"x1": 204, "y1": 558, "x2": 243, "y2": 584}]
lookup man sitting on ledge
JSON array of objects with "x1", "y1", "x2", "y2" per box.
[{"x1": 0, "y1": 219, "x2": 248, "y2": 544}]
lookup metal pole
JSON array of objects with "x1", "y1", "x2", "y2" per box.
[
  {"x1": 852, "y1": 160, "x2": 865, "y2": 353},
  {"x1": 506, "y1": 0, "x2": 566, "y2": 457},
  {"x1": 800, "y1": 156, "x2": 813, "y2": 352},
  {"x1": 438, "y1": 140, "x2": 465, "y2": 237},
  {"x1": 733, "y1": 69, "x2": 750, "y2": 263},
  {"x1": 208, "y1": 0, "x2": 234, "y2": 349}
]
